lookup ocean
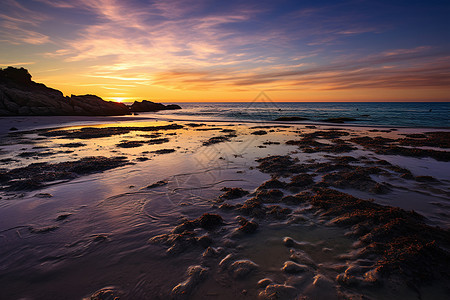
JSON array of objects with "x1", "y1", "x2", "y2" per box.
[{"x1": 133, "y1": 102, "x2": 450, "y2": 128}]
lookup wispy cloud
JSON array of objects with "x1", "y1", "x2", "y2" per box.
[
  {"x1": 48, "y1": 0, "x2": 257, "y2": 68},
  {"x1": 0, "y1": 61, "x2": 35, "y2": 67},
  {"x1": 0, "y1": 0, "x2": 50, "y2": 44},
  {"x1": 151, "y1": 47, "x2": 450, "y2": 91}
]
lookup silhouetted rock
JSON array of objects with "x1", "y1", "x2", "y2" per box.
[
  {"x1": 129, "y1": 100, "x2": 181, "y2": 112},
  {"x1": 0, "y1": 67, "x2": 180, "y2": 116},
  {"x1": 69, "y1": 94, "x2": 130, "y2": 116}
]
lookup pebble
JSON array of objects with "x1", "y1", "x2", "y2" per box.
[{"x1": 171, "y1": 265, "x2": 208, "y2": 299}]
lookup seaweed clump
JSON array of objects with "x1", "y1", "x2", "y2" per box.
[
  {"x1": 350, "y1": 136, "x2": 450, "y2": 161},
  {"x1": 219, "y1": 187, "x2": 249, "y2": 200},
  {"x1": 149, "y1": 213, "x2": 223, "y2": 255},
  {"x1": 256, "y1": 155, "x2": 299, "y2": 175},
  {"x1": 318, "y1": 166, "x2": 390, "y2": 194},
  {"x1": 309, "y1": 188, "x2": 450, "y2": 287},
  {"x1": 38, "y1": 124, "x2": 183, "y2": 139},
  {"x1": 203, "y1": 136, "x2": 231, "y2": 146},
  {"x1": 286, "y1": 131, "x2": 356, "y2": 153},
  {"x1": 398, "y1": 132, "x2": 450, "y2": 148},
  {"x1": 0, "y1": 156, "x2": 130, "y2": 191}
]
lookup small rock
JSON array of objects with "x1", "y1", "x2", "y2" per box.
[
  {"x1": 257, "y1": 278, "x2": 273, "y2": 289},
  {"x1": 258, "y1": 178, "x2": 285, "y2": 189},
  {"x1": 34, "y1": 193, "x2": 53, "y2": 198},
  {"x1": 289, "y1": 249, "x2": 316, "y2": 267},
  {"x1": 202, "y1": 246, "x2": 224, "y2": 258},
  {"x1": 281, "y1": 261, "x2": 309, "y2": 274},
  {"x1": 171, "y1": 265, "x2": 208, "y2": 299},
  {"x1": 219, "y1": 254, "x2": 235, "y2": 269},
  {"x1": 197, "y1": 213, "x2": 224, "y2": 230},
  {"x1": 90, "y1": 287, "x2": 120, "y2": 300},
  {"x1": 229, "y1": 259, "x2": 259, "y2": 278},
  {"x1": 283, "y1": 237, "x2": 295, "y2": 247},
  {"x1": 56, "y1": 213, "x2": 72, "y2": 221},
  {"x1": 146, "y1": 180, "x2": 168, "y2": 189},
  {"x1": 304, "y1": 274, "x2": 338, "y2": 300},
  {"x1": 363, "y1": 268, "x2": 381, "y2": 284},
  {"x1": 219, "y1": 187, "x2": 249, "y2": 200},
  {"x1": 336, "y1": 273, "x2": 358, "y2": 286},
  {"x1": 259, "y1": 284, "x2": 298, "y2": 300},
  {"x1": 237, "y1": 218, "x2": 258, "y2": 234},
  {"x1": 28, "y1": 225, "x2": 59, "y2": 233}
]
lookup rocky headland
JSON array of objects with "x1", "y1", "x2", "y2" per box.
[
  {"x1": 129, "y1": 100, "x2": 181, "y2": 112},
  {"x1": 0, "y1": 67, "x2": 180, "y2": 116}
]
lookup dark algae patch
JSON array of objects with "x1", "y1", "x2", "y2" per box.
[
  {"x1": 152, "y1": 148, "x2": 176, "y2": 154},
  {"x1": 116, "y1": 138, "x2": 170, "y2": 148},
  {"x1": 60, "y1": 142, "x2": 86, "y2": 148},
  {"x1": 219, "y1": 187, "x2": 249, "y2": 200},
  {"x1": 251, "y1": 152, "x2": 450, "y2": 293},
  {"x1": 0, "y1": 156, "x2": 130, "y2": 191},
  {"x1": 37, "y1": 124, "x2": 183, "y2": 139},
  {"x1": 319, "y1": 166, "x2": 390, "y2": 194},
  {"x1": 147, "y1": 137, "x2": 170, "y2": 145},
  {"x1": 116, "y1": 140, "x2": 145, "y2": 148},
  {"x1": 150, "y1": 213, "x2": 224, "y2": 255},
  {"x1": 398, "y1": 131, "x2": 450, "y2": 148},
  {"x1": 203, "y1": 135, "x2": 231, "y2": 146},
  {"x1": 251, "y1": 130, "x2": 268, "y2": 135},
  {"x1": 309, "y1": 188, "x2": 450, "y2": 288},
  {"x1": 350, "y1": 136, "x2": 450, "y2": 161},
  {"x1": 286, "y1": 130, "x2": 356, "y2": 153}
]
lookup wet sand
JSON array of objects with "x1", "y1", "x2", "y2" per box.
[
  {"x1": 0, "y1": 115, "x2": 153, "y2": 137},
  {"x1": 0, "y1": 118, "x2": 449, "y2": 299}
]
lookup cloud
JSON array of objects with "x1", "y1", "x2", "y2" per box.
[
  {"x1": 0, "y1": 61, "x2": 35, "y2": 67},
  {"x1": 151, "y1": 47, "x2": 450, "y2": 91},
  {"x1": 0, "y1": 0, "x2": 50, "y2": 45},
  {"x1": 44, "y1": 0, "x2": 258, "y2": 69}
]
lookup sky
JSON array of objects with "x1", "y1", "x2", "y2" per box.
[{"x1": 0, "y1": 0, "x2": 449, "y2": 102}]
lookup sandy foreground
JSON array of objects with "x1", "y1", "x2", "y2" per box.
[{"x1": 0, "y1": 117, "x2": 449, "y2": 299}]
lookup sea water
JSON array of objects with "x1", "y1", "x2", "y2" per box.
[{"x1": 141, "y1": 102, "x2": 450, "y2": 128}]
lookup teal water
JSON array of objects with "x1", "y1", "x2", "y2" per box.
[{"x1": 147, "y1": 102, "x2": 450, "y2": 128}]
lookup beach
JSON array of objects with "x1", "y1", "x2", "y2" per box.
[
  {"x1": 0, "y1": 116, "x2": 449, "y2": 299},
  {"x1": 2, "y1": 0, "x2": 449, "y2": 297}
]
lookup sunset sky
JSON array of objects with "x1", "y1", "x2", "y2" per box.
[{"x1": 0, "y1": 0, "x2": 449, "y2": 102}]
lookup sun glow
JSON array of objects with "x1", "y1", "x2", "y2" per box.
[{"x1": 107, "y1": 97, "x2": 132, "y2": 103}]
